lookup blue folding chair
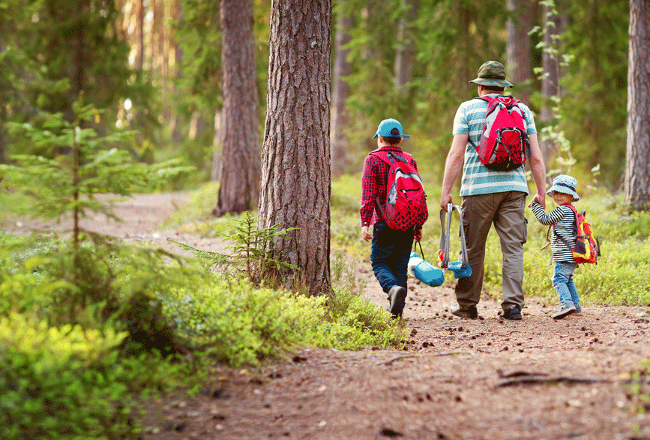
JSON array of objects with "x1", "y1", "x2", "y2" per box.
[
  {"x1": 408, "y1": 241, "x2": 445, "y2": 287},
  {"x1": 437, "y1": 203, "x2": 472, "y2": 279}
]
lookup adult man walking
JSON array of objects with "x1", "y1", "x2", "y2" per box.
[{"x1": 440, "y1": 61, "x2": 546, "y2": 320}]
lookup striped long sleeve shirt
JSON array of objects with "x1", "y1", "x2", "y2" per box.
[{"x1": 530, "y1": 202, "x2": 576, "y2": 263}]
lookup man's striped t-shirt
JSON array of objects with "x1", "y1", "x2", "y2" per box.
[{"x1": 452, "y1": 93, "x2": 537, "y2": 197}]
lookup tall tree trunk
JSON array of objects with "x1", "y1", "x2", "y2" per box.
[
  {"x1": 214, "y1": 0, "x2": 261, "y2": 216},
  {"x1": 540, "y1": 2, "x2": 569, "y2": 163},
  {"x1": 138, "y1": 0, "x2": 145, "y2": 71},
  {"x1": 458, "y1": 3, "x2": 472, "y2": 94},
  {"x1": 625, "y1": 0, "x2": 650, "y2": 210},
  {"x1": 65, "y1": 0, "x2": 88, "y2": 123},
  {"x1": 259, "y1": 0, "x2": 332, "y2": 296},
  {"x1": 211, "y1": 111, "x2": 223, "y2": 182},
  {"x1": 506, "y1": 0, "x2": 531, "y2": 104},
  {"x1": 394, "y1": 0, "x2": 417, "y2": 92},
  {"x1": 170, "y1": 0, "x2": 183, "y2": 144},
  {"x1": 330, "y1": 3, "x2": 352, "y2": 177}
]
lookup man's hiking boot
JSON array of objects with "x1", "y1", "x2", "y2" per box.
[
  {"x1": 574, "y1": 305, "x2": 582, "y2": 315},
  {"x1": 552, "y1": 303, "x2": 576, "y2": 319},
  {"x1": 502, "y1": 304, "x2": 522, "y2": 320},
  {"x1": 388, "y1": 286, "x2": 407, "y2": 318},
  {"x1": 451, "y1": 304, "x2": 478, "y2": 319}
]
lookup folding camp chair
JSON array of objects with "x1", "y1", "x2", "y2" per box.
[
  {"x1": 408, "y1": 241, "x2": 444, "y2": 287},
  {"x1": 437, "y1": 203, "x2": 472, "y2": 279}
]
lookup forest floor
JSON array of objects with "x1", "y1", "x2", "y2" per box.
[{"x1": 8, "y1": 192, "x2": 650, "y2": 440}]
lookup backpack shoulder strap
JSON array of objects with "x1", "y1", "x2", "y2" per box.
[{"x1": 371, "y1": 150, "x2": 411, "y2": 166}]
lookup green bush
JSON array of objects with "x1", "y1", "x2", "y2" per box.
[
  {"x1": 161, "y1": 276, "x2": 407, "y2": 366},
  {"x1": 0, "y1": 235, "x2": 194, "y2": 356},
  {"x1": 0, "y1": 312, "x2": 187, "y2": 440},
  {"x1": 0, "y1": 313, "x2": 136, "y2": 439}
]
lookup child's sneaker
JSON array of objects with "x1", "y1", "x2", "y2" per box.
[
  {"x1": 552, "y1": 303, "x2": 576, "y2": 319},
  {"x1": 388, "y1": 286, "x2": 407, "y2": 318}
]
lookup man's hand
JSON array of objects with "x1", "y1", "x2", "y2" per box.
[
  {"x1": 440, "y1": 193, "x2": 453, "y2": 211},
  {"x1": 414, "y1": 228, "x2": 423, "y2": 242},
  {"x1": 361, "y1": 226, "x2": 372, "y2": 242},
  {"x1": 529, "y1": 192, "x2": 546, "y2": 209}
]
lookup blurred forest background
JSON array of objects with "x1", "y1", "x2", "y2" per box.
[{"x1": 0, "y1": 0, "x2": 638, "y2": 196}]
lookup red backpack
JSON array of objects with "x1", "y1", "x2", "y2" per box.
[
  {"x1": 468, "y1": 95, "x2": 530, "y2": 171},
  {"x1": 554, "y1": 205, "x2": 601, "y2": 264},
  {"x1": 372, "y1": 150, "x2": 428, "y2": 230}
]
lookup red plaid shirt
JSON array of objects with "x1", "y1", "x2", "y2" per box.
[{"x1": 360, "y1": 146, "x2": 420, "y2": 227}]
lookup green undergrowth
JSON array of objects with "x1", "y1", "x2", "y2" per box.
[
  {"x1": 0, "y1": 216, "x2": 407, "y2": 438},
  {"x1": 161, "y1": 276, "x2": 406, "y2": 366}
]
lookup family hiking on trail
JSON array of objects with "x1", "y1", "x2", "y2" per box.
[{"x1": 360, "y1": 60, "x2": 600, "y2": 321}]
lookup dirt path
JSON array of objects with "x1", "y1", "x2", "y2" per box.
[{"x1": 9, "y1": 193, "x2": 650, "y2": 439}]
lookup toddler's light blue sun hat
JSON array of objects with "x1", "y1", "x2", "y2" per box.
[{"x1": 547, "y1": 174, "x2": 579, "y2": 202}]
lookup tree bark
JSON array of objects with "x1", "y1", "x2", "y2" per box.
[
  {"x1": 211, "y1": 111, "x2": 223, "y2": 182},
  {"x1": 625, "y1": 0, "x2": 650, "y2": 210},
  {"x1": 540, "y1": 2, "x2": 569, "y2": 164},
  {"x1": 330, "y1": 3, "x2": 352, "y2": 177},
  {"x1": 259, "y1": 0, "x2": 332, "y2": 295},
  {"x1": 506, "y1": 0, "x2": 531, "y2": 104},
  {"x1": 214, "y1": 0, "x2": 261, "y2": 216},
  {"x1": 394, "y1": 0, "x2": 417, "y2": 92}
]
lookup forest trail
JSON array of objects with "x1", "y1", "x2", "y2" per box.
[{"x1": 10, "y1": 192, "x2": 650, "y2": 439}]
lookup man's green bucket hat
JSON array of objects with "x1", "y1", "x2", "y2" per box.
[{"x1": 469, "y1": 61, "x2": 514, "y2": 88}]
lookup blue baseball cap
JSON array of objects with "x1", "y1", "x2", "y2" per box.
[{"x1": 372, "y1": 118, "x2": 410, "y2": 139}]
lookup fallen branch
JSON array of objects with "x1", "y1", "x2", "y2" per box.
[{"x1": 495, "y1": 376, "x2": 611, "y2": 387}]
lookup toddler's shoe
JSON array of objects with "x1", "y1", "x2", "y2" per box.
[{"x1": 552, "y1": 303, "x2": 576, "y2": 319}]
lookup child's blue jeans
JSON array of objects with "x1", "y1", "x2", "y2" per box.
[
  {"x1": 552, "y1": 261, "x2": 580, "y2": 308},
  {"x1": 370, "y1": 221, "x2": 414, "y2": 294}
]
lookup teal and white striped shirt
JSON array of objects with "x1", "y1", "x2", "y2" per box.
[{"x1": 452, "y1": 93, "x2": 537, "y2": 197}]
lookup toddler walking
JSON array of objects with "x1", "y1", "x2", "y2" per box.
[{"x1": 529, "y1": 175, "x2": 582, "y2": 319}]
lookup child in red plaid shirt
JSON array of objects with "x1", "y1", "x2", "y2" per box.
[{"x1": 360, "y1": 118, "x2": 423, "y2": 318}]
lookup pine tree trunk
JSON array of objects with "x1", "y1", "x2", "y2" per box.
[
  {"x1": 457, "y1": 3, "x2": 472, "y2": 93},
  {"x1": 330, "y1": 4, "x2": 352, "y2": 177},
  {"x1": 214, "y1": 0, "x2": 261, "y2": 216},
  {"x1": 506, "y1": 0, "x2": 531, "y2": 104},
  {"x1": 259, "y1": 0, "x2": 332, "y2": 296},
  {"x1": 394, "y1": 0, "x2": 417, "y2": 92},
  {"x1": 625, "y1": 0, "x2": 650, "y2": 210},
  {"x1": 211, "y1": 111, "x2": 223, "y2": 182},
  {"x1": 540, "y1": 3, "x2": 569, "y2": 163}
]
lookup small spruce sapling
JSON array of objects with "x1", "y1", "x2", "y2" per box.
[{"x1": 2, "y1": 98, "x2": 192, "y2": 246}]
